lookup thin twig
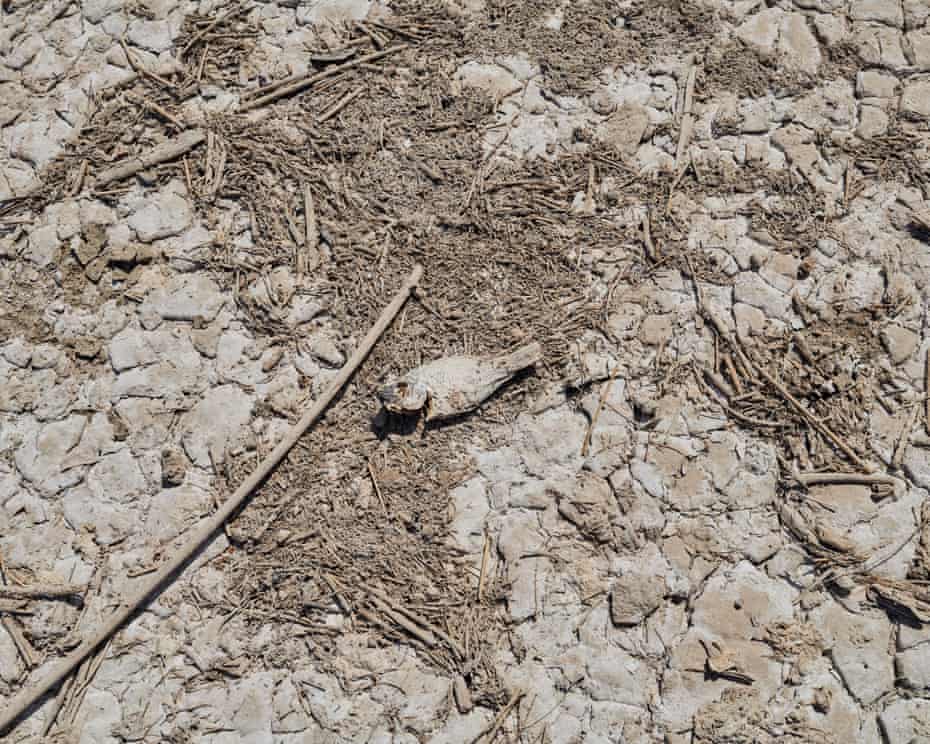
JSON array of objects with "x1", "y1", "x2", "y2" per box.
[
  {"x1": 581, "y1": 372, "x2": 615, "y2": 456},
  {"x1": 94, "y1": 129, "x2": 206, "y2": 188},
  {"x1": 893, "y1": 403, "x2": 920, "y2": 471},
  {"x1": 925, "y1": 348, "x2": 930, "y2": 435},
  {"x1": 2, "y1": 616, "x2": 38, "y2": 669},
  {"x1": 181, "y1": 4, "x2": 244, "y2": 58},
  {"x1": 472, "y1": 689, "x2": 525, "y2": 744},
  {"x1": 0, "y1": 584, "x2": 84, "y2": 600},
  {"x1": 478, "y1": 533, "x2": 491, "y2": 602},
  {"x1": 794, "y1": 470, "x2": 900, "y2": 488},
  {"x1": 239, "y1": 45, "x2": 405, "y2": 112},
  {"x1": 367, "y1": 459, "x2": 385, "y2": 512},
  {"x1": 0, "y1": 266, "x2": 424, "y2": 736},
  {"x1": 641, "y1": 209, "x2": 656, "y2": 261},
  {"x1": 301, "y1": 183, "x2": 321, "y2": 274},
  {"x1": 319, "y1": 86, "x2": 365, "y2": 123},
  {"x1": 757, "y1": 366, "x2": 873, "y2": 472}
]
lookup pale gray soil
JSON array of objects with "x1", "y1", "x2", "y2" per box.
[{"x1": 2, "y1": 0, "x2": 930, "y2": 742}]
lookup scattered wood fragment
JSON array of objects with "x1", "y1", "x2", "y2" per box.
[
  {"x1": 584, "y1": 161, "x2": 596, "y2": 215},
  {"x1": 700, "y1": 638, "x2": 754, "y2": 685},
  {"x1": 322, "y1": 574, "x2": 351, "y2": 616},
  {"x1": 239, "y1": 45, "x2": 405, "y2": 112},
  {"x1": 477, "y1": 533, "x2": 491, "y2": 602},
  {"x1": 369, "y1": 588, "x2": 465, "y2": 658},
  {"x1": 283, "y1": 202, "x2": 304, "y2": 249},
  {"x1": 581, "y1": 372, "x2": 615, "y2": 456},
  {"x1": 794, "y1": 471, "x2": 900, "y2": 489},
  {"x1": 702, "y1": 367, "x2": 734, "y2": 400},
  {"x1": 60, "y1": 639, "x2": 111, "y2": 728},
  {"x1": 892, "y1": 403, "x2": 920, "y2": 471},
  {"x1": 0, "y1": 583, "x2": 84, "y2": 601},
  {"x1": 472, "y1": 689, "x2": 524, "y2": 744},
  {"x1": 0, "y1": 599, "x2": 29, "y2": 614},
  {"x1": 453, "y1": 675, "x2": 473, "y2": 713},
  {"x1": 93, "y1": 129, "x2": 206, "y2": 188},
  {"x1": 756, "y1": 367, "x2": 873, "y2": 473},
  {"x1": 126, "y1": 92, "x2": 184, "y2": 130},
  {"x1": 912, "y1": 207, "x2": 930, "y2": 232},
  {"x1": 0, "y1": 266, "x2": 424, "y2": 736},
  {"x1": 309, "y1": 48, "x2": 356, "y2": 64},
  {"x1": 868, "y1": 578, "x2": 930, "y2": 624},
  {"x1": 793, "y1": 333, "x2": 817, "y2": 366},
  {"x1": 641, "y1": 209, "x2": 657, "y2": 261},
  {"x1": 319, "y1": 86, "x2": 365, "y2": 123},
  {"x1": 118, "y1": 39, "x2": 176, "y2": 89},
  {"x1": 702, "y1": 305, "x2": 755, "y2": 378},
  {"x1": 67, "y1": 159, "x2": 88, "y2": 197},
  {"x1": 674, "y1": 59, "x2": 698, "y2": 169},
  {"x1": 369, "y1": 595, "x2": 437, "y2": 647},
  {"x1": 412, "y1": 156, "x2": 443, "y2": 183},
  {"x1": 41, "y1": 674, "x2": 73, "y2": 736},
  {"x1": 2, "y1": 615, "x2": 38, "y2": 669},
  {"x1": 180, "y1": 3, "x2": 244, "y2": 58},
  {"x1": 722, "y1": 354, "x2": 742, "y2": 395},
  {"x1": 815, "y1": 522, "x2": 860, "y2": 556},
  {"x1": 300, "y1": 183, "x2": 321, "y2": 274},
  {"x1": 925, "y1": 348, "x2": 930, "y2": 435}
]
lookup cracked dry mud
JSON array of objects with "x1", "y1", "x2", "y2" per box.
[{"x1": 2, "y1": 0, "x2": 930, "y2": 742}]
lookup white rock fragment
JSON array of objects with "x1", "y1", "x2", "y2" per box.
[
  {"x1": 778, "y1": 13, "x2": 822, "y2": 74},
  {"x1": 126, "y1": 20, "x2": 175, "y2": 53},
  {"x1": 812, "y1": 602, "x2": 894, "y2": 705},
  {"x1": 62, "y1": 485, "x2": 135, "y2": 545},
  {"x1": 14, "y1": 416, "x2": 87, "y2": 495},
  {"x1": 450, "y1": 477, "x2": 489, "y2": 554},
  {"x1": 85, "y1": 449, "x2": 147, "y2": 505},
  {"x1": 850, "y1": 0, "x2": 904, "y2": 27},
  {"x1": 856, "y1": 69, "x2": 898, "y2": 98},
  {"x1": 736, "y1": 9, "x2": 781, "y2": 56},
  {"x1": 112, "y1": 358, "x2": 204, "y2": 401},
  {"x1": 610, "y1": 563, "x2": 667, "y2": 626},
  {"x1": 901, "y1": 80, "x2": 930, "y2": 120},
  {"x1": 880, "y1": 324, "x2": 919, "y2": 364},
  {"x1": 108, "y1": 328, "x2": 158, "y2": 372},
  {"x1": 287, "y1": 296, "x2": 324, "y2": 326},
  {"x1": 26, "y1": 224, "x2": 60, "y2": 267},
  {"x1": 307, "y1": 333, "x2": 345, "y2": 367},
  {"x1": 896, "y1": 644, "x2": 930, "y2": 691},
  {"x1": 1, "y1": 338, "x2": 31, "y2": 368},
  {"x1": 585, "y1": 647, "x2": 658, "y2": 706},
  {"x1": 128, "y1": 181, "x2": 192, "y2": 242},
  {"x1": 879, "y1": 699, "x2": 930, "y2": 743},
  {"x1": 140, "y1": 274, "x2": 226, "y2": 323},
  {"x1": 296, "y1": 0, "x2": 372, "y2": 26},
  {"x1": 735, "y1": 10, "x2": 822, "y2": 75},
  {"x1": 3, "y1": 34, "x2": 43, "y2": 70},
  {"x1": 181, "y1": 385, "x2": 254, "y2": 468}
]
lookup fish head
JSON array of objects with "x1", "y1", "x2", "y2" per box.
[{"x1": 378, "y1": 378, "x2": 430, "y2": 414}]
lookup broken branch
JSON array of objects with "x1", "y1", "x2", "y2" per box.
[
  {"x1": 0, "y1": 584, "x2": 84, "y2": 600},
  {"x1": 239, "y1": 45, "x2": 405, "y2": 112},
  {"x1": 794, "y1": 471, "x2": 901, "y2": 489},
  {"x1": 0, "y1": 265, "x2": 424, "y2": 737},
  {"x1": 93, "y1": 129, "x2": 206, "y2": 188}
]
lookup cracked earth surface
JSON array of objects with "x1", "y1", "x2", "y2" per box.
[{"x1": 3, "y1": 0, "x2": 930, "y2": 742}]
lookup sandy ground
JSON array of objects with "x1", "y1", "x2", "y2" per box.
[{"x1": 2, "y1": 0, "x2": 930, "y2": 742}]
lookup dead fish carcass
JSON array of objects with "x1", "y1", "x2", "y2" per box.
[{"x1": 379, "y1": 342, "x2": 542, "y2": 421}]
